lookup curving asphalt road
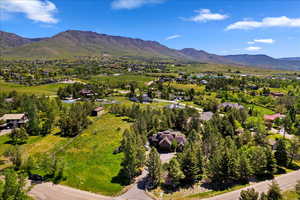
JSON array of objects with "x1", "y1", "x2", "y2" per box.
[
  {"x1": 29, "y1": 170, "x2": 152, "y2": 200},
  {"x1": 203, "y1": 170, "x2": 300, "y2": 200}
]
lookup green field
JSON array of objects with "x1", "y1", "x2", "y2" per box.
[
  {"x1": 57, "y1": 114, "x2": 130, "y2": 196},
  {"x1": 0, "y1": 113, "x2": 131, "y2": 196},
  {"x1": 91, "y1": 74, "x2": 155, "y2": 87},
  {"x1": 0, "y1": 80, "x2": 67, "y2": 96},
  {"x1": 166, "y1": 82, "x2": 205, "y2": 93}
]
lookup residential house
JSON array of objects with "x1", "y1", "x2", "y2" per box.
[
  {"x1": 91, "y1": 107, "x2": 105, "y2": 117},
  {"x1": 149, "y1": 130, "x2": 187, "y2": 152},
  {"x1": 218, "y1": 102, "x2": 244, "y2": 111},
  {"x1": 270, "y1": 92, "x2": 284, "y2": 97},
  {"x1": 165, "y1": 104, "x2": 185, "y2": 110},
  {"x1": 80, "y1": 89, "x2": 94, "y2": 97},
  {"x1": 199, "y1": 112, "x2": 214, "y2": 121},
  {"x1": 264, "y1": 113, "x2": 285, "y2": 129},
  {"x1": 0, "y1": 113, "x2": 28, "y2": 129}
]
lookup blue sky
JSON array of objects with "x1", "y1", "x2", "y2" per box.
[{"x1": 1, "y1": 0, "x2": 300, "y2": 58}]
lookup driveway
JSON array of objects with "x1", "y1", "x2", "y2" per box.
[
  {"x1": 0, "y1": 129, "x2": 12, "y2": 136},
  {"x1": 160, "y1": 152, "x2": 176, "y2": 164},
  {"x1": 203, "y1": 170, "x2": 300, "y2": 200}
]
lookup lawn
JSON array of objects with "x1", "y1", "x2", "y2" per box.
[
  {"x1": 57, "y1": 114, "x2": 131, "y2": 196},
  {"x1": 243, "y1": 103, "x2": 275, "y2": 116},
  {"x1": 0, "y1": 80, "x2": 67, "y2": 96}
]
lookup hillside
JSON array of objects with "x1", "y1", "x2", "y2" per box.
[
  {"x1": 1, "y1": 30, "x2": 186, "y2": 59},
  {"x1": 179, "y1": 48, "x2": 235, "y2": 64},
  {"x1": 1, "y1": 30, "x2": 299, "y2": 70},
  {"x1": 280, "y1": 57, "x2": 300, "y2": 61},
  {"x1": 224, "y1": 54, "x2": 300, "y2": 70}
]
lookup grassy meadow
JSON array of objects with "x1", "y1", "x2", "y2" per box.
[
  {"x1": 57, "y1": 114, "x2": 131, "y2": 196},
  {"x1": 0, "y1": 80, "x2": 67, "y2": 96}
]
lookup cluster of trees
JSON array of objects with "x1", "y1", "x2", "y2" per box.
[
  {"x1": 110, "y1": 103, "x2": 200, "y2": 136},
  {"x1": 0, "y1": 92, "x2": 61, "y2": 144},
  {"x1": 111, "y1": 102, "x2": 300, "y2": 190},
  {"x1": 0, "y1": 169, "x2": 29, "y2": 200},
  {"x1": 58, "y1": 102, "x2": 94, "y2": 137},
  {"x1": 57, "y1": 83, "x2": 111, "y2": 99},
  {"x1": 3, "y1": 145, "x2": 65, "y2": 183},
  {"x1": 119, "y1": 129, "x2": 146, "y2": 184}
]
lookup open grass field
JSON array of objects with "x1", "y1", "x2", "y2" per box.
[
  {"x1": 0, "y1": 80, "x2": 67, "y2": 96},
  {"x1": 91, "y1": 74, "x2": 155, "y2": 88},
  {"x1": 173, "y1": 63, "x2": 294, "y2": 75},
  {"x1": 166, "y1": 82, "x2": 205, "y2": 93},
  {"x1": 57, "y1": 114, "x2": 131, "y2": 196},
  {"x1": 0, "y1": 129, "x2": 68, "y2": 170}
]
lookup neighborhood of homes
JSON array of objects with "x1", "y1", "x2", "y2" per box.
[{"x1": 0, "y1": 98, "x2": 286, "y2": 152}]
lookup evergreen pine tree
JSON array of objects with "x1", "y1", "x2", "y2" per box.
[
  {"x1": 180, "y1": 146, "x2": 200, "y2": 184},
  {"x1": 274, "y1": 139, "x2": 288, "y2": 167},
  {"x1": 266, "y1": 181, "x2": 282, "y2": 200},
  {"x1": 147, "y1": 147, "x2": 161, "y2": 188},
  {"x1": 167, "y1": 158, "x2": 184, "y2": 188},
  {"x1": 239, "y1": 188, "x2": 259, "y2": 200},
  {"x1": 238, "y1": 153, "x2": 253, "y2": 183},
  {"x1": 121, "y1": 129, "x2": 138, "y2": 184}
]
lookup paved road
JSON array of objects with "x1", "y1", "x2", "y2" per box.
[
  {"x1": 0, "y1": 129, "x2": 12, "y2": 136},
  {"x1": 29, "y1": 182, "x2": 113, "y2": 200},
  {"x1": 115, "y1": 170, "x2": 152, "y2": 200},
  {"x1": 29, "y1": 170, "x2": 152, "y2": 200},
  {"x1": 204, "y1": 170, "x2": 300, "y2": 200}
]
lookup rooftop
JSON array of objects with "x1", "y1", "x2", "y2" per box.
[{"x1": 0, "y1": 114, "x2": 26, "y2": 121}]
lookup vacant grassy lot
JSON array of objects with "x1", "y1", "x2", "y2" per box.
[
  {"x1": 166, "y1": 82, "x2": 205, "y2": 93},
  {"x1": 57, "y1": 114, "x2": 131, "y2": 196},
  {"x1": 91, "y1": 74, "x2": 155, "y2": 87},
  {"x1": 0, "y1": 80, "x2": 67, "y2": 96}
]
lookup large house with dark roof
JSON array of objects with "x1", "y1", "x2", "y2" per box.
[{"x1": 149, "y1": 130, "x2": 187, "y2": 152}]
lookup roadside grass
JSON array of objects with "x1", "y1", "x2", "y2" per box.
[
  {"x1": 186, "y1": 184, "x2": 248, "y2": 200},
  {"x1": 57, "y1": 114, "x2": 131, "y2": 196},
  {"x1": 283, "y1": 190, "x2": 299, "y2": 200},
  {"x1": 154, "y1": 183, "x2": 249, "y2": 200},
  {"x1": 0, "y1": 80, "x2": 67, "y2": 96}
]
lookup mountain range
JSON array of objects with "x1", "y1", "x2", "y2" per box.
[{"x1": 1, "y1": 30, "x2": 299, "y2": 70}]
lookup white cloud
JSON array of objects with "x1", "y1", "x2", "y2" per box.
[
  {"x1": 248, "y1": 38, "x2": 275, "y2": 44},
  {"x1": 165, "y1": 34, "x2": 181, "y2": 40},
  {"x1": 186, "y1": 9, "x2": 228, "y2": 23},
  {"x1": 253, "y1": 39, "x2": 275, "y2": 44},
  {"x1": 111, "y1": 0, "x2": 165, "y2": 10},
  {"x1": 245, "y1": 46, "x2": 262, "y2": 51},
  {"x1": 226, "y1": 16, "x2": 300, "y2": 30},
  {"x1": 0, "y1": 0, "x2": 58, "y2": 23}
]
